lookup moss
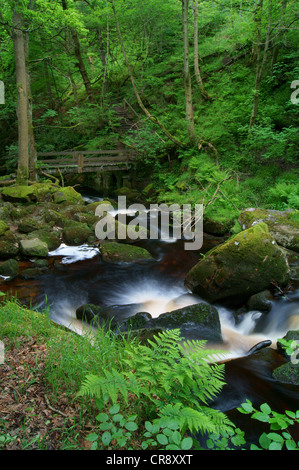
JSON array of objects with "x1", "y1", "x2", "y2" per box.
[
  {"x1": 62, "y1": 223, "x2": 91, "y2": 246},
  {"x1": 0, "y1": 259, "x2": 19, "y2": 278},
  {"x1": 0, "y1": 220, "x2": 9, "y2": 236},
  {"x1": 100, "y1": 241, "x2": 153, "y2": 263},
  {"x1": 53, "y1": 186, "x2": 84, "y2": 205},
  {"x1": 185, "y1": 223, "x2": 290, "y2": 304},
  {"x1": 0, "y1": 231, "x2": 19, "y2": 259},
  {"x1": 272, "y1": 362, "x2": 299, "y2": 385},
  {"x1": 19, "y1": 238, "x2": 49, "y2": 258},
  {"x1": 28, "y1": 230, "x2": 61, "y2": 251}
]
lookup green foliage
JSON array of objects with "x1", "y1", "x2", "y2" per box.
[
  {"x1": 237, "y1": 400, "x2": 299, "y2": 450},
  {"x1": 78, "y1": 329, "x2": 233, "y2": 440}
]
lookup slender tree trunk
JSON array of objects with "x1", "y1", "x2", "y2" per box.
[
  {"x1": 12, "y1": 11, "x2": 29, "y2": 184},
  {"x1": 109, "y1": 0, "x2": 185, "y2": 148},
  {"x1": 193, "y1": 0, "x2": 212, "y2": 102},
  {"x1": 249, "y1": 0, "x2": 263, "y2": 129},
  {"x1": 100, "y1": 16, "x2": 110, "y2": 106},
  {"x1": 182, "y1": 0, "x2": 197, "y2": 146},
  {"x1": 24, "y1": 30, "x2": 37, "y2": 181},
  {"x1": 61, "y1": 0, "x2": 94, "y2": 103}
]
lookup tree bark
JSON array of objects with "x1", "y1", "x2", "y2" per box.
[
  {"x1": 24, "y1": 30, "x2": 37, "y2": 181},
  {"x1": 182, "y1": 0, "x2": 197, "y2": 146},
  {"x1": 12, "y1": 11, "x2": 29, "y2": 184}
]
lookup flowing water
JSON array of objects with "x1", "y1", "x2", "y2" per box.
[{"x1": 1, "y1": 194, "x2": 299, "y2": 446}]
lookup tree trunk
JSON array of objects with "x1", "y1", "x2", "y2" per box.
[
  {"x1": 24, "y1": 30, "x2": 37, "y2": 181},
  {"x1": 12, "y1": 11, "x2": 29, "y2": 184},
  {"x1": 193, "y1": 0, "x2": 212, "y2": 102},
  {"x1": 182, "y1": 0, "x2": 197, "y2": 146},
  {"x1": 61, "y1": 0, "x2": 94, "y2": 103}
]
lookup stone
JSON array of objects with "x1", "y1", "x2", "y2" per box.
[
  {"x1": 0, "y1": 231, "x2": 19, "y2": 259},
  {"x1": 19, "y1": 238, "x2": 48, "y2": 258},
  {"x1": 247, "y1": 290, "x2": 273, "y2": 312},
  {"x1": 147, "y1": 302, "x2": 222, "y2": 343},
  {"x1": 272, "y1": 362, "x2": 299, "y2": 385},
  {"x1": 76, "y1": 303, "x2": 118, "y2": 329},
  {"x1": 0, "y1": 259, "x2": 19, "y2": 279},
  {"x1": 0, "y1": 220, "x2": 9, "y2": 236},
  {"x1": 100, "y1": 241, "x2": 154, "y2": 263},
  {"x1": 53, "y1": 186, "x2": 84, "y2": 205},
  {"x1": 18, "y1": 217, "x2": 41, "y2": 234},
  {"x1": 185, "y1": 223, "x2": 290, "y2": 304},
  {"x1": 62, "y1": 223, "x2": 90, "y2": 246},
  {"x1": 239, "y1": 208, "x2": 299, "y2": 253},
  {"x1": 28, "y1": 229, "x2": 61, "y2": 251}
]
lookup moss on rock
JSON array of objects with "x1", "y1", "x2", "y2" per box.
[
  {"x1": 185, "y1": 223, "x2": 290, "y2": 304},
  {"x1": 19, "y1": 238, "x2": 49, "y2": 258},
  {"x1": 239, "y1": 208, "x2": 299, "y2": 253},
  {"x1": 100, "y1": 241, "x2": 154, "y2": 263}
]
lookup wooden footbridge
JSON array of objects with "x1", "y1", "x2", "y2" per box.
[{"x1": 37, "y1": 149, "x2": 138, "y2": 175}]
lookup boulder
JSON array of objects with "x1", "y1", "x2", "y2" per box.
[
  {"x1": 239, "y1": 208, "x2": 299, "y2": 253},
  {"x1": 28, "y1": 229, "x2": 61, "y2": 251},
  {"x1": 19, "y1": 238, "x2": 48, "y2": 258},
  {"x1": 185, "y1": 223, "x2": 290, "y2": 304},
  {"x1": 18, "y1": 217, "x2": 41, "y2": 234},
  {"x1": 0, "y1": 231, "x2": 19, "y2": 259},
  {"x1": 53, "y1": 186, "x2": 84, "y2": 205},
  {"x1": 272, "y1": 362, "x2": 299, "y2": 385},
  {"x1": 146, "y1": 303, "x2": 222, "y2": 342},
  {"x1": 0, "y1": 259, "x2": 19, "y2": 279},
  {"x1": 100, "y1": 241, "x2": 154, "y2": 263},
  {"x1": 0, "y1": 220, "x2": 9, "y2": 236},
  {"x1": 76, "y1": 303, "x2": 118, "y2": 329},
  {"x1": 62, "y1": 223, "x2": 90, "y2": 246},
  {"x1": 247, "y1": 290, "x2": 273, "y2": 312}
]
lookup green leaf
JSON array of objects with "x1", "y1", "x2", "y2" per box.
[
  {"x1": 260, "y1": 403, "x2": 272, "y2": 415},
  {"x1": 102, "y1": 431, "x2": 112, "y2": 446},
  {"x1": 181, "y1": 437, "x2": 193, "y2": 450},
  {"x1": 268, "y1": 433, "x2": 284, "y2": 443},
  {"x1": 157, "y1": 433, "x2": 168, "y2": 446},
  {"x1": 269, "y1": 441, "x2": 283, "y2": 450},
  {"x1": 86, "y1": 433, "x2": 98, "y2": 442},
  {"x1": 125, "y1": 421, "x2": 138, "y2": 432},
  {"x1": 109, "y1": 404, "x2": 120, "y2": 415},
  {"x1": 286, "y1": 440, "x2": 297, "y2": 450},
  {"x1": 99, "y1": 422, "x2": 113, "y2": 431},
  {"x1": 252, "y1": 412, "x2": 270, "y2": 423},
  {"x1": 96, "y1": 412, "x2": 109, "y2": 422},
  {"x1": 259, "y1": 432, "x2": 271, "y2": 450},
  {"x1": 112, "y1": 414, "x2": 124, "y2": 423}
]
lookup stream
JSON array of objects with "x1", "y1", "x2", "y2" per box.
[{"x1": 1, "y1": 192, "x2": 299, "y2": 447}]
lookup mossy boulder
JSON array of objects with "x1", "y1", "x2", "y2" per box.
[
  {"x1": 239, "y1": 208, "x2": 299, "y2": 253},
  {"x1": 28, "y1": 229, "x2": 61, "y2": 251},
  {"x1": 0, "y1": 259, "x2": 19, "y2": 279},
  {"x1": 53, "y1": 186, "x2": 84, "y2": 205},
  {"x1": 62, "y1": 222, "x2": 90, "y2": 246},
  {"x1": 113, "y1": 186, "x2": 141, "y2": 202},
  {"x1": 17, "y1": 217, "x2": 41, "y2": 234},
  {"x1": 272, "y1": 362, "x2": 299, "y2": 385},
  {"x1": 76, "y1": 303, "x2": 118, "y2": 329},
  {"x1": 0, "y1": 231, "x2": 19, "y2": 259},
  {"x1": 100, "y1": 241, "x2": 154, "y2": 263},
  {"x1": 146, "y1": 303, "x2": 222, "y2": 342},
  {"x1": 1, "y1": 183, "x2": 59, "y2": 204},
  {"x1": 185, "y1": 223, "x2": 290, "y2": 304},
  {"x1": 19, "y1": 238, "x2": 49, "y2": 258},
  {"x1": 0, "y1": 220, "x2": 9, "y2": 236},
  {"x1": 247, "y1": 290, "x2": 273, "y2": 312},
  {"x1": 20, "y1": 267, "x2": 48, "y2": 280}
]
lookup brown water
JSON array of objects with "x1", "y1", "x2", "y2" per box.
[{"x1": 1, "y1": 199, "x2": 299, "y2": 447}]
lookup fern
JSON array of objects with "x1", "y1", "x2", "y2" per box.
[{"x1": 78, "y1": 329, "x2": 233, "y2": 438}]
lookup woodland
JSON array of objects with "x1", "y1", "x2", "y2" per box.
[{"x1": 0, "y1": 0, "x2": 298, "y2": 453}]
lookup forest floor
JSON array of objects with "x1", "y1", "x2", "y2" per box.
[{"x1": 0, "y1": 335, "x2": 91, "y2": 450}]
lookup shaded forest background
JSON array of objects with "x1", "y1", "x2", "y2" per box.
[{"x1": 0, "y1": 0, "x2": 298, "y2": 223}]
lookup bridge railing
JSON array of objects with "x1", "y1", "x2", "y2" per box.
[{"x1": 37, "y1": 149, "x2": 137, "y2": 173}]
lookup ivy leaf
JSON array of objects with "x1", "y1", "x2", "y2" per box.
[{"x1": 181, "y1": 437, "x2": 193, "y2": 450}]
